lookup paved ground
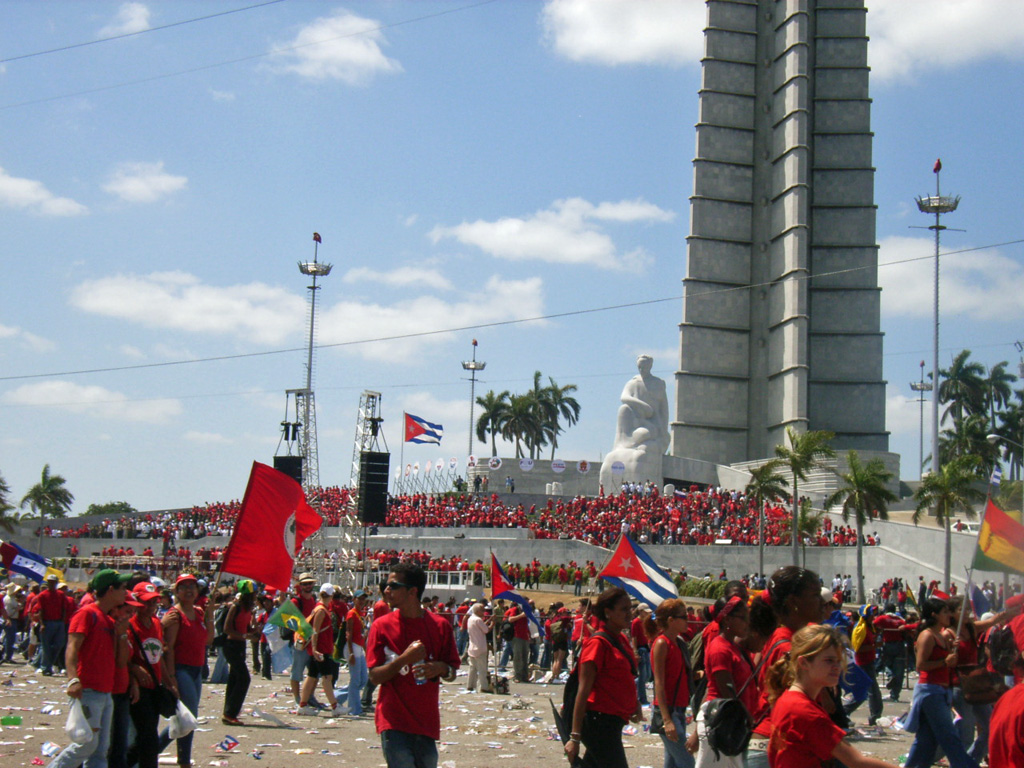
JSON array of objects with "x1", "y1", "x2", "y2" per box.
[{"x1": 0, "y1": 657, "x2": 926, "y2": 768}]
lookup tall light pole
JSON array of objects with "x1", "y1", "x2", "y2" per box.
[
  {"x1": 462, "y1": 339, "x2": 485, "y2": 457},
  {"x1": 295, "y1": 232, "x2": 332, "y2": 493},
  {"x1": 910, "y1": 359, "x2": 932, "y2": 479},
  {"x1": 915, "y1": 159, "x2": 960, "y2": 478}
]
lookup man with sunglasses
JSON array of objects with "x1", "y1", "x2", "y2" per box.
[
  {"x1": 367, "y1": 564, "x2": 460, "y2": 768},
  {"x1": 48, "y1": 568, "x2": 131, "y2": 768}
]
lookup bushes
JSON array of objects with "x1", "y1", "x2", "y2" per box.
[{"x1": 679, "y1": 578, "x2": 728, "y2": 601}]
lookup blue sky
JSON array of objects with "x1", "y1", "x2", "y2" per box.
[{"x1": 2, "y1": 0, "x2": 1023, "y2": 514}]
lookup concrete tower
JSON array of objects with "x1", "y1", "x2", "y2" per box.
[{"x1": 673, "y1": 0, "x2": 889, "y2": 467}]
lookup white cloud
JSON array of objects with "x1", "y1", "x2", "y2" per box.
[
  {"x1": 541, "y1": 0, "x2": 704, "y2": 66},
  {"x1": 1, "y1": 380, "x2": 181, "y2": 423},
  {"x1": 0, "y1": 322, "x2": 55, "y2": 353},
  {"x1": 879, "y1": 235, "x2": 1024, "y2": 321},
  {"x1": 868, "y1": 0, "x2": 1024, "y2": 82},
  {"x1": 0, "y1": 166, "x2": 87, "y2": 216},
  {"x1": 429, "y1": 197, "x2": 673, "y2": 270},
  {"x1": 69, "y1": 271, "x2": 305, "y2": 344},
  {"x1": 100, "y1": 2, "x2": 151, "y2": 37},
  {"x1": 103, "y1": 161, "x2": 187, "y2": 203},
  {"x1": 886, "y1": 387, "x2": 930, "y2": 438},
  {"x1": 318, "y1": 275, "x2": 545, "y2": 360},
  {"x1": 271, "y1": 10, "x2": 402, "y2": 84},
  {"x1": 210, "y1": 89, "x2": 236, "y2": 102},
  {"x1": 342, "y1": 266, "x2": 453, "y2": 291},
  {"x1": 184, "y1": 430, "x2": 232, "y2": 445},
  {"x1": 119, "y1": 344, "x2": 145, "y2": 359}
]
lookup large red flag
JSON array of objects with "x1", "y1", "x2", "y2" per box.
[{"x1": 220, "y1": 462, "x2": 322, "y2": 591}]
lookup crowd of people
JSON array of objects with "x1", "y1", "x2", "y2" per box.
[{"x1": 40, "y1": 485, "x2": 883, "y2": 553}]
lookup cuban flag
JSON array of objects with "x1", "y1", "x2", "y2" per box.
[
  {"x1": 0, "y1": 540, "x2": 63, "y2": 584},
  {"x1": 490, "y1": 553, "x2": 542, "y2": 631},
  {"x1": 990, "y1": 465, "x2": 1002, "y2": 490},
  {"x1": 404, "y1": 412, "x2": 443, "y2": 445},
  {"x1": 216, "y1": 735, "x2": 240, "y2": 752},
  {"x1": 598, "y1": 534, "x2": 677, "y2": 608}
]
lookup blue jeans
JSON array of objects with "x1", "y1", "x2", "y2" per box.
[
  {"x1": 108, "y1": 692, "x2": 132, "y2": 768},
  {"x1": 347, "y1": 649, "x2": 368, "y2": 715},
  {"x1": 843, "y1": 660, "x2": 882, "y2": 723},
  {"x1": 498, "y1": 640, "x2": 512, "y2": 670},
  {"x1": 905, "y1": 685, "x2": 981, "y2": 768},
  {"x1": 952, "y1": 686, "x2": 992, "y2": 762},
  {"x1": 158, "y1": 664, "x2": 202, "y2": 766},
  {"x1": 48, "y1": 688, "x2": 113, "y2": 768},
  {"x1": 659, "y1": 707, "x2": 695, "y2": 768},
  {"x1": 2, "y1": 618, "x2": 19, "y2": 661},
  {"x1": 380, "y1": 729, "x2": 438, "y2": 768},
  {"x1": 41, "y1": 619, "x2": 66, "y2": 674},
  {"x1": 636, "y1": 646, "x2": 651, "y2": 704}
]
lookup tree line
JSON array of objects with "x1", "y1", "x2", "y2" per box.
[{"x1": 474, "y1": 371, "x2": 581, "y2": 460}]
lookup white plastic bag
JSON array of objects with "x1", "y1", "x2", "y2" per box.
[
  {"x1": 65, "y1": 698, "x2": 94, "y2": 744},
  {"x1": 167, "y1": 700, "x2": 198, "y2": 739}
]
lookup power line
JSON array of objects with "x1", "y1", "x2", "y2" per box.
[
  {"x1": 0, "y1": 0, "x2": 289, "y2": 64},
  {"x1": 0, "y1": 0, "x2": 501, "y2": 111},
  {"x1": 0, "y1": 237, "x2": 1021, "y2": 384}
]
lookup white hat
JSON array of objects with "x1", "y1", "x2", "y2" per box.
[{"x1": 319, "y1": 583, "x2": 335, "y2": 596}]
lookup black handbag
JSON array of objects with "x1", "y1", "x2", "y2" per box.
[{"x1": 130, "y1": 626, "x2": 179, "y2": 717}]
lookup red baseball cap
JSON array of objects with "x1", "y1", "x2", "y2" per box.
[
  {"x1": 133, "y1": 582, "x2": 161, "y2": 602},
  {"x1": 174, "y1": 574, "x2": 198, "y2": 588}
]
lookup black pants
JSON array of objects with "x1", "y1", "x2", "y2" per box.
[
  {"x1": 361, "y1": 680, "x2": 376, "y2": 708},
  {"x1": 128, "y1": 686, "x2": 162, "y2": 768},
  {"x1": 581, "y1": 710, "x2": 628, "y2": 768},
  {"x1": 260, "y1": 643, "x2": 273, "y2": 680},
  {"x1": 222, "y1": 639, "x2": 250, "y2": 718}
]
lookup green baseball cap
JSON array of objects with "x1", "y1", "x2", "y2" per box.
[{"x1": 90, "y1": 569, "x2": 131, "y2": 593}]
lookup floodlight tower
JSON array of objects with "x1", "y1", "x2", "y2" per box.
[
  {"x1": 461, "y1": 339, "x2": 486, "y2": 457},
  {"x1": 296, "y1": 232, "x2": 332, "y2": 492},
  {"x1": 915, "y1": 161, "x2": 960, "y2": 480}
]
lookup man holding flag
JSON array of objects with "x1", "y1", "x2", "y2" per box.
[{"x1": 490, "y1": 554, "x2": 541, "y2": 684}]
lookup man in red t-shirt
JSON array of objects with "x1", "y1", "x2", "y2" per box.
[
  {"x1": 34, "y1": 573, "x2": 69, "y2": 676},
  {"x1": 367, "y1": 563, "x2": 459, "y2": 767},
  {"x1": 289, "y1": 573, "x2": 319, "y2": 705},
  {"x1": 50, "y1": 568, "x2": 130, "y2": 768},
  {"x1": 505, "y1": 603, "x2": 531, "y2": 683}
]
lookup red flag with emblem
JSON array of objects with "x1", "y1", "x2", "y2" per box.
[
  {"x1": 933, "y1": 158, "x2": 942, "y2": 173},
  {"x1": 220, "y1": 462, "x2": 322, "y2": 590}
]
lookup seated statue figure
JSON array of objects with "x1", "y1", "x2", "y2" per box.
[{"x1": 599, "y1": 355, "x2": 670, "y2": 492}]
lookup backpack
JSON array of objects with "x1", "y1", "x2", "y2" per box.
[
  {"x1": 559, "y1": 631, "x2": 637, "y2": 734},
  {"x1": 551, "y1": 617, "x2": 569, "y2": 644},
  {"x1": 501, "y1": 619, "x2": 515, "y2": 642},
  {"x1": 988, "y1": 624, "x2": 1020, "y2": 676},
  {"x1": 704, "y1": 697, "x2": 751, "y2": 758}
]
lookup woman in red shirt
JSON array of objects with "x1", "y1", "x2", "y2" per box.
[
  {"x1": 127, "y1": 582, "x2": 172, "y2": 768},
  {"x1": 297, "y1": 584, "x2": 344, "y2": 716},
  {"x1": 646, "y1": 598, "x2": 696, "y2": 768},
  {"x1": 565, "y1": 587, "x2": 640, "y2": 768},
  {"x1": 765, "y1": 624, "x2": 897, "y2": 768},
  {"x1": 221, "y1": 580, "x2": 256, "y2": 726}
]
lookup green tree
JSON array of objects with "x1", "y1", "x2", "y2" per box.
[
  {"x1": 775, "y1": 427, "x2": 835, "y2": 565},
  {"x1": 544, "y1": 376, "x2": 581, "y2": 460},
  {"x1": 21, "y1": 464, "x2": 74, "y2": 550},
  {"x1": 913, "y1": 455, "x2": 986, "y2": 589},
  {"x1": 475, "y1": 390, "x2": 511, "y2": 457},
  {"x1": 939, "y1": 349, "x2": 986, "y2": 426},
  {"x1": 983, "y1": 361, "x2": 1017, "y2": 429},
  {"x1": 86, "y1": 501, "x2": 138, "y2": 517},
  {"x1": 824, "y1": 451, "x2": 897, "y2": 603},
  {"x1": 502, "y1": 393, "x2": 542, "y2": 459},
  {"x1": 526, "y1": 371, "x2": 556, "y2": 460},
  {"x1": 0, "y1": 471, "x2": 21, "y2": 534},
  {"x1": 744, "y1": 459, "x2": 789, "y2": 579},
  {"x1": 939, "y1": 412, "x2": 1000, "y2": 471},
  {"x1": 995, "y1": 391, "x2": 1023, "y2": 480}
]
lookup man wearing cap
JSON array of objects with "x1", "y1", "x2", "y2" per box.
[
  {"x1": 48, "y1": 569, "x2": 131, "y2": 768},
  {"x1": 296, "y1": 583, "x2": 345, "y2": 716},
  {"x1": 289, "y1": 573, "x2": 319, "y2": 707},
  {"x1": 34, "y1": 573, "x2": 69, "y2": 676},
  {"x1": 367, "y1": 563, "x2": 459, "y2": 768}
]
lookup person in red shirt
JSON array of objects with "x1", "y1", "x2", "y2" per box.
[
  {"x1": 50, "y1": 568, "x2": 131, "y2": 768},
  {"x1": 989, "y1": 676, "x2": 1024, "y2": 768},
  {"x1": 874, "y1": 604, "x2": 908, "y2": 701},
  {"x1": 564, "y1": 587, "x2": 640, "y2": 768},
  {"x1": 632, "y1": 604, "x2": 652, "y2": 706},
  {"x1": 361, "y1": 583, "x2": 391, "y2": 712},
  {"x1": 367, "y1": 563, "x2": 459, "y2": 767},
  {"x1": 343, "y1": 590, "x2": 369, "y2": 715},
  {"x1": 297, "y1": 584, "x2": 344, "y2": 716},
  {"x1": 766, "y1": 624, "x2": 897, "y2": 768},
  {"x1": 289, "y1": 573, "x2": 319, "y2": 705},
  {"x1": 505, "y1": 602, "x2": 531, "y2": 683},
  {"x1": 125, "y1": 581, "x2": 169, "y2": 768},
  {"x1": 845, "y1": 605, "x2": 883, "y2": 725},
  {"x1": 646, "y1": 598, "x2": 695, "y2": 768},
  {"x1": 220, "y1": 579, "x2": 255, "y2": 726},
  {"x1": 35, "y1": 573, "x2": 69, "y2": 675}
]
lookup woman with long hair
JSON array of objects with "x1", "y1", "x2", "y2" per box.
[
  {"x1": 126, "y1": 582, "x2": 172, "y2": 768},
  {"x1": 746, "y1": 566, "x2": 822, "y2": 768},
  {"x1": 159, "y1": 574, "x2": 214, "y2": 768},
  {"x1": 564, "y1": 587, "x2": 641, "y2": 768},
  {"x1": 645, "y1": 598, "x2": 696, "y2": 768},
  {"x1": 694, "y1": 596, "x2": 756, "y2": 768},
  {"x1": 765, "y1": 624, "x2": 898, "y2": 768},
  {"x1": 903, "y1": 597, "x2": 980, "y2": 768},
  {"x1": 297, "y1": 584, "x2": 344, "y2": 715},
  {"x1": 221, "y1": 579, "x2": 256, "y2": 726}
]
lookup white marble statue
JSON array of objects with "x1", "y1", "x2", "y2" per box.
[{"x1": 599, "y1": 354, "x2": 670, "y2": 492}]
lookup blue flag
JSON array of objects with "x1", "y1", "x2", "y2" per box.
[
  {"x1": 404, "y1": 412, "x2": 443, "y2": 445},
  {"x1": 0, "y1": 540, "x2": 62, "y2": 583},
  {"x1": 970, "y1": 584, "x2": 991, "y2": 617},
  {"x1": 597, "y1": 535, "x2": 678, "y2": 608}
]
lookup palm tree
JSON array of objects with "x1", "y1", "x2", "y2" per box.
[
  {"x1": 0, "y1": 471, "x2": 21, "y2": 534},
  {"x1": 525, "y1": 371, "x2": 558, "y2": 460},
  {"x1": 940, "y1": 413, "x2": 1000, "y2": 471},
  {"x1": 475, "y1": 390, "x2": 511, "y2": 457},
  {"x1": 939, "y1": 349, "x2": 986, "y2": 426},
  {"x1": 824, "y1": 451, "x2": 897, "y2": 603},
  {"x1": 996, "y1": 391, "x2": 1023, "y2": 480},
  {"x1": 21, "y1": 464, "x2": 75, "y2": 550},
  {"x1": 913, "y1": 454, "x2": 985, "y2": 590},
  {"x1": 983, "y1": 361, "x2": 1017, "y2": 429},
  {"x1": 775, "y1": 427, "x2": 836, "y2": 565},
  {"x1": 544, "y1": 377, "x2": 581, "y2": 460},
  {"x1": 744, "y1": 459, "x2": 789, "y2": 579},
  {"x1": 502, "y1": 394, "x2": 542, "y2": 459},
  {"x1": 797, "y1": 499, "x2": 826, "y2": 568}
]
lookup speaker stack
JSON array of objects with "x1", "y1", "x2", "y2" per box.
[
  {"x1": 273, "y1": 455, "x2": 304, "y2": 485},
  {"x1": 358, "y1": 451, "x2": 390, "y2": 524}
]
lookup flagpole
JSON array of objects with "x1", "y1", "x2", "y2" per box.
[
  {"x1": 956, "y1": 488, "x2": 996, "y2": 639},
  {"x1": 399, "y1": 416, "x2": 406, "y2": 497}
]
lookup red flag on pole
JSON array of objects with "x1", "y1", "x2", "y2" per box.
[
  {"x1": 220, "y1": 462, "x2": 322, "y2": 591},
  {"x1": 933, "y1": 158, "x2": 942, "y2": 173}
]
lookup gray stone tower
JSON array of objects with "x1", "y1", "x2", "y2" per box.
[{"x1": 673, "y1": 0, "x2": 889, "y2": 466}]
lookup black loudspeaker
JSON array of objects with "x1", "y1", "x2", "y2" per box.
[
  {"x1": 273, "y1": 455, "x2": 304, "y2": 485},
  {"x1": 358, "y1": 451, "x2": 390, "y2": 524}
]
